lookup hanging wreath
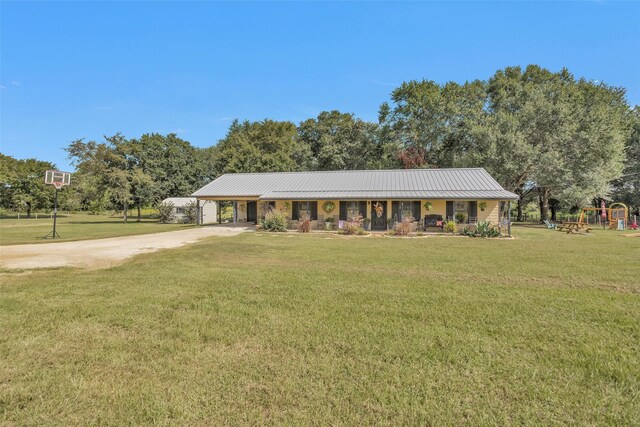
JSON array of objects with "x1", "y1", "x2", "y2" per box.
[
  {"x1": 373, "y1": 201, "x2": 384, "y2": 218},
  {"x1": 423, "y1": 201, "x2": 433, "y2": 211},
  {"x1": 322, "y1": 201, "x2": 335, "y2": 213}
]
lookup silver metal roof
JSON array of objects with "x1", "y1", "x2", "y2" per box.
[
  {"x1": 162, "y1": 197, "x2": 196, "y2": 206},
  {"x1": 192, "y1": 168, "x2": 518, "y2": 200}
]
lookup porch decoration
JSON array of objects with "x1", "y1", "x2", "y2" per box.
[
  {"x1": 373, "y1": 202, "x2": 384, "y2": 218},
  {"x1": 423, "y1": 201, "x2": 433, "y2": 211},
  {"x1": 282, "y1": 201, "x2": 290, "y2": 211},
  {"x1": 479, "y1": 201, "x2": 487, "y2": 212},
  {"x1": 322, "y1": 201, "x2": 335, "y2": 213}
]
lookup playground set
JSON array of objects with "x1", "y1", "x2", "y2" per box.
[
  {"x1": 545, "y1": 202, "x2": 636, "y2": 234},
  {"x1": 578, "y1": 203, "x2": 629, "y2": 230}
]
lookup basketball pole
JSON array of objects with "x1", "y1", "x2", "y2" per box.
[{"x1": 44, "y1": 187, "x2": 61, "y2": 239}]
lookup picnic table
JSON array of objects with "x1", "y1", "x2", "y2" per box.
[{"x1": 556, "y1": 221, "x2": 592, "y2": 234}]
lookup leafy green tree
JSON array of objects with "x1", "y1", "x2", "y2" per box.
[
  {"x1": 296, "y1": 110, "x2": 383, "y2": 170},
  {"x1": 66, "y1": 134, "x2": 154, "y2": 223},
  {"x1": 611, "y1": 106, "x2": 640, "y2": 213},
  {"x1": 0, "y1": 154, "x2": 55, "y2": 217},
  {"x1": 212, "y1": 119, "x2": 299, "y2": 174}
]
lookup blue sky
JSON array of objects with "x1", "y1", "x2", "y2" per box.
[{"x1": 1, "y1": 1, "x2": 639, "y2": 170}]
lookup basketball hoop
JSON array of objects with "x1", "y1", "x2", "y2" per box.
[
  {"x1": 45, "y1": 170, "x2": 71, "y2": 189},
  {"x1": 43, "y1": 170, "x2": 71, "y2": 239}
]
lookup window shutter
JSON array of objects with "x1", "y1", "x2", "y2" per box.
[
  {"x1": 339, "y1": 201, "x2": 347, "y2": 221},
  {"x1": 359, "y1": 201, "x2": 367, "y2": 218},
  {"x1": 291, "y1": 201, "x2": 299, "y2": 220},
  {"x1": 392, "y1": 201, "x2": 399, "y2": 222},
  {"x1": 311, "y1": 201, "x2": 318, "y2": 220},
  {"x1": 446, "y1": 201, "x2": 454, "y2": 220},
  {"x1": 469, "y1": 201, "x2": 477, "y2": 220},
  {"x1": 412, "y1": 201, "x2": 421, "y2": 221}
]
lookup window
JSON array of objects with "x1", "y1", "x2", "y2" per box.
[
  {"x1": 175, "y1": 207, "x2": 185, "y2": 215},
  {"x1": 454, "y1": 201, "x2": 468, "y2": 214},
  {"x1": 392, "y1": 201, "x2": 420, "y2": 222},
  {"x1": 298, "y1": 201, "x2": 311, "y2": 219},
  {"x1": 346, "y1": 201, "x2": 361, "y2": 219}
]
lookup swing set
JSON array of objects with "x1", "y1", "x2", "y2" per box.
[{"x1": 578, "y1": 202, "x2": 628, "y2": 230}]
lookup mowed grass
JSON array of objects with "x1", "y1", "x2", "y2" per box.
[
  {"x1": 1, "y1": 227, "x2": 639, "y2": 425},
  {"x1": 0, "y1": 214, "x2": 193, "y2": 245}
]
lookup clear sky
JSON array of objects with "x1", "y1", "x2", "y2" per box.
[{"x1": 1, "y1": 1, "x2": 639, "y2": 170}]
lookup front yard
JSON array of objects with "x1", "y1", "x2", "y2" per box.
[{"x1": 1, "y1": 227, "x2": 638, "y2": 424}]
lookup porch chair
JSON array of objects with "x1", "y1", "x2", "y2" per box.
[
  {"x1": 317, "y1": 214, "x2": 324, "y2": 230},
  {"x1": 543, "y1": 219, "x2": 557, "y2": 229},
  {"x1": 468, "y1": 216, "x2": 477, "y2": 225}
]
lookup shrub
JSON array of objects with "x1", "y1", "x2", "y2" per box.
[
  {"x1": 444, "y1": 220, "x2": 457, "y2": 233},
  {"x1": 298, "y1": 215, "x2": 311, "y2": 233},
  {"x1": 393, "y1": 216, "x2": 413, "y2": 236},
  {"x1": 455, "y1": 213, "x2": 467, "y2": 224},
  {"x1": 260, "y1": 208, "x2": 288, "y2": 232},
  {"x1": 157, "y1": 201, "x2": 175, "y2": 223},
  {"x1": 182, "y1": 200, "x2": 198, "y2": 224},
  {"x1": 462, "y1": 221, "x2": 501, "y2": 238},
  {"x1": 341, "y1": 215, "x2": 364, "y2": 235}
]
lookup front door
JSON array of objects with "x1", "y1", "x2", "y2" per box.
[
  {"x1": 371, "y1": 201, "x2": 387, "y2": 231},
  {"x1": 247, "y1": 201, "x2": 257, "y2": 223}
]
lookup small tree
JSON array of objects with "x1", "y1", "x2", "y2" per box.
[
  {"x1": 157, "y1": 201, "x2": 175, "y2": 223},
  {"x1": 182, "y1": 200, "x2": 198, "y2": 224}
]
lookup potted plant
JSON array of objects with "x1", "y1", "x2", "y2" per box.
[
  {"x1": 455, "y1": 212, "x2": 467, "y2": 224},
  {"x1": 478, "y1": 201, "x2": 487, "y2": 212},
  {"x1": 324, "y1": 216, "x2": 334, "y2": 230},
  {"x1": 363, "y1": 217, "x2": 371, "y2": 230}
]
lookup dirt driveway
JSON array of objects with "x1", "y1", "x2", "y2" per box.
[{"x1": 0, "y1": 225, "x2": 252, "y2": 270}]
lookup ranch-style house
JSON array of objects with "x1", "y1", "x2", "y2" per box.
[{"x1": 192, "y1": 168, "x2": 518, "y2": 232}]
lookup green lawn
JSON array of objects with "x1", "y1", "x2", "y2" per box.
[
  {"x1": 0, "y1": 214, "x2": 193, "y2": 245},
  {"x1": 1, "y1": 227, "x2": 639, "y2": 425}
]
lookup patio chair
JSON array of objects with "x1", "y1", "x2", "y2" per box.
[
  {"x1": 543, "y1": 219, "x2": 557, "y2": 229},
  {"x1": 317, "y1": 214, "x2": 324, "y2": 230}
]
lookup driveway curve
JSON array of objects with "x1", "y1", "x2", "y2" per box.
[{"x1": 0, "y1": 225, "x2": 252, "y2": 270}]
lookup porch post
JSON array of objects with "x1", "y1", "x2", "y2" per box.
[
  {"x1": 196, "y1": 199, "x2": 201, "y2": 225},
  {"x1": 233, "y1": 201, "x2": 237, "y2": 224},
  {"x1": 507, "y1": 201, "x2": 512, "y2": 236}
]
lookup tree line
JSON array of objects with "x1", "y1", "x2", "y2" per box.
[{"x1": 1, "y1": 65, "x2": 638, "y2": 221}]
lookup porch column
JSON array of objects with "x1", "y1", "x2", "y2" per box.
[
  {"x1": 507, "y1": 201, "x2": 512, "y2": 236},
  {"x1": 233, "y1": 201, "x2": 237, "y2": 224},
  {"x1": 196, "y1": 199, "x2": 201, "y2": 225}
]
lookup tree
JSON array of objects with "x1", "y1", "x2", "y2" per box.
[
  {"x1": 296, "y1": 110, "x2": 382, "y2": 170},
  {"x1": 66, "y1": 134, "x2": 154, "y2": 223},
  {"x1": 211, "y1": 119, "x2": 300, "y2": 174},
  {"x1": 0, "y1": 154, "x2": 55, "y2": 217},
  {"x1": 611, "y1": 106, "x2": 640, "y2": 214}
]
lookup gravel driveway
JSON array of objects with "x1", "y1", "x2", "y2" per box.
[{"x1": 0, "y1": 225, "x2": 252, "y2": 270}]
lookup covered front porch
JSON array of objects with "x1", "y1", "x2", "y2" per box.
[{"x1": 195, "y1": 197, "x2": 514, "y2": 234}]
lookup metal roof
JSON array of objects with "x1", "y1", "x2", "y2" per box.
[
  {"x1": 192, "y1": 168, "x2": 518, "y2": 200},
  {"x1": 162, "y1": 197, "x2": 196, "y2": 207}
]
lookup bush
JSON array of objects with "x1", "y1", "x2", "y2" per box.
[
  {"x1": 455, "y1": 213, "x2": 467, "y2": 224},
  {"x1": 462, "y1": 221, "x2": 501, "y2": 238},
  {"x1": 341, "y1": 215, "x2": 364, "y2": 235},
  {"x1": 444, "y1": 220, "x2": 457, "y2": 233},
  {"x1": 298, "y1": 215, "x2": 311, "y2": 233},
  {"x1": 260, "y1": 208, "x2": 288, "y2": 232},
  {"x1": 157, "y1": 201, "x2": 175, "y2": 223},
  {"x1": 393, "y1": 216, "x2": 413, "y2": 236},
  {"x1": 182, "y1": 200, "x2": 198, "y2": 224}
]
